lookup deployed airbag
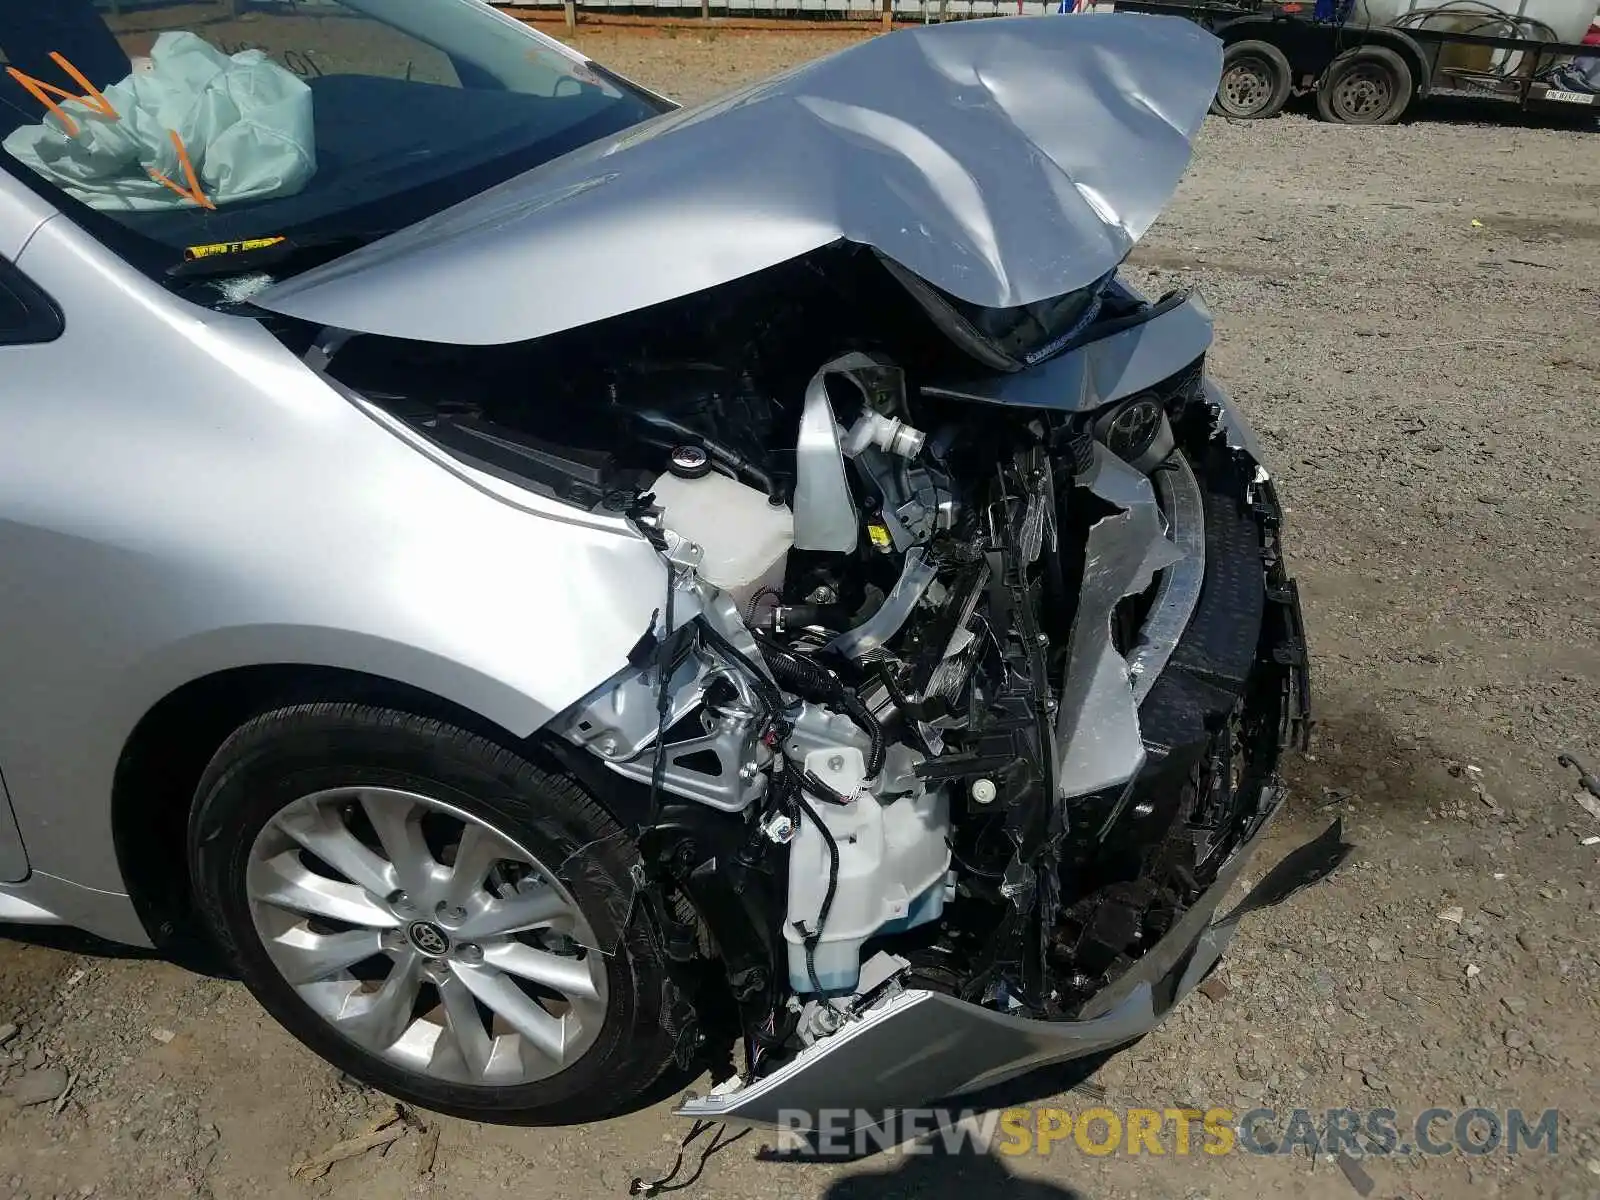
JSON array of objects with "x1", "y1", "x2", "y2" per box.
[{"x1": 3, "y1": 31, "x2": 315, "y2": 212}]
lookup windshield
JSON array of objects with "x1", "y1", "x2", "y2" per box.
[{"x1": 0, "y1": 0, "x2": 667, "y2": 284}]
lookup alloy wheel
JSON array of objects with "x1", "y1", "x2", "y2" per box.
[{"x1": 245, "y1": 786, "x2": 608, "y2": 1086}]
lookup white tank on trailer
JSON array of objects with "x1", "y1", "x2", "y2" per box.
[{"x1": 1352, "y1": 0, "x2": 1598, "y2": 44}]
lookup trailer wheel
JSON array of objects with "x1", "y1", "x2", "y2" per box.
[
  {"x1": 1316, "y1": 46, "x2": 1413, "y2": 125},
  {"x1": 1212, "y1": 40, "x2": 1294, "y2": 119}
]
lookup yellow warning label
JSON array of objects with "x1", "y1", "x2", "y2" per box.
[
  {"x1": 183, "y1": 236, "x2": 286, "y2": 262},
  {"x1": 867, "y1": 521, "x2": 892, "y2": 550}
]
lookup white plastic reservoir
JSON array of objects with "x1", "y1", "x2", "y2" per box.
[
  {"x1": 783, "y1": 745, "x2": 951, "y2": 995},
  {"x1": 1354, "y1": 0, "x2": 1598, "y2": 44},
  {"x1": 650, "y1": 469, "x2": 794, "y2": 610}
]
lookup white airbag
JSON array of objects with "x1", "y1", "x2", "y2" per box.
[{"x1": 3, "y1": 31, "x2": 315, "y2": 212}]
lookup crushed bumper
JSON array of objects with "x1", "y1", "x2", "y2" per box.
[{"x1": 678, "y1": 798, "x2": 1348, "y2": 1130}]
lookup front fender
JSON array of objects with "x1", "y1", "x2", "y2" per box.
[{"x1": 0, "y1": 216, "x2": 669, "y2": 896}]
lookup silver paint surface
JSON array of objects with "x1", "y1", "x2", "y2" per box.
[
  {"x1": 793, "y1": 354, "x2": 867, "y2": 553},
  {"x1": 256, "y1": 15, "x2": 1221, "y2": 345},
  {"x1": 1054, "y1": 445, "x2": 1183, "y2": 800},
  {"x1": 921, "y1": 291, "x2": 1215, "y2": 413},
  {"x1": 0, "y1": 203, "x2": 669, "y2": 938},
  {"x1": 1128, "y1": 451, "x2": 1206, "y2": 705}
]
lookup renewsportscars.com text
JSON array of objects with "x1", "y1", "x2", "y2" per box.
[{"x1": 773, "y1": 1106, "x2": 1561, "y2": 1158}]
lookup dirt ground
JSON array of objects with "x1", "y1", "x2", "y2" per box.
[{"x1": 2, "y1": 22, "x2": 1599, "y2": 1200}]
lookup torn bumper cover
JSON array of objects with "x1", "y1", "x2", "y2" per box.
[{"x1": 681, "y1": 809, "x2": 1346, "y2": 1130}]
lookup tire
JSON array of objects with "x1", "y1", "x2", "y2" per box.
[
  {"x1": 1212, "y1": 40, "x2": 1293, "y2": 119},
  {"x1": 1316, "y1": 46, "x2": 1414, "y2": 125},
  {"x1": 188, "y1": 703, "x2": 684, "y2": 1124}
]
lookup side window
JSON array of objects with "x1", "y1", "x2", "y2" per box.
[{"x1": 0, "y1": 255, "x2": 63, "y2": 345}]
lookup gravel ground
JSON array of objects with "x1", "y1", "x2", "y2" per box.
[{"x1": 2, "y1": 24, "x2": 1599, "y2": 1200}]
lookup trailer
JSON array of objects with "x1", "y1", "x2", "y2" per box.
[{"x1": 1107, "y1": 0, "x2": 1600, "y2": 123}]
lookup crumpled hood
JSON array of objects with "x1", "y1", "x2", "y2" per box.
[{"x1": 255, "y1": 14, "x2": 1220, "y2": 346}]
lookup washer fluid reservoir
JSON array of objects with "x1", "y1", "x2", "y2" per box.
[{"x1": 649, "y1": 468, "x2": 794, "y2": 609}]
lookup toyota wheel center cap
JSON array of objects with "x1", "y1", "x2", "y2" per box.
[{"x1": 407, "y1": 921, "x2": 452, "y2": 957}]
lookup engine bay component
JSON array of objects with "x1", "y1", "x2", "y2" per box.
[
  {"x1": 1127, "y1": 450, "x2": 1206, "y2": 703},
  {"x1": 792, "y1": 359, "x2": 859, "y2": 553},
  {"x1": 782, "y1": 738, "x2": 951, "y2": 994},
  {"x1": 827, "y1": 548, "x2": 937, "y2": 661},
  {"x1": 649, "y1": 469, "x2": 793, "y2": 609},
  {"x1": 842, "y1": 409, "x2": 927, "y2": 460},
  {"x1": 337, "y1": 256, "x2": 1314, "y2": 1125},
  {"x1": 666, "y1": 443, "x2": 714, "y2": 479}
]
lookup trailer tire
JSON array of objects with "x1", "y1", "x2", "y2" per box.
[
  {"x1": 1316, "y1": 46, "x2": 1413, "y2": 125},
  {"x1": 1212, "y1": 40, "x2": 1294, "y2": 119}
]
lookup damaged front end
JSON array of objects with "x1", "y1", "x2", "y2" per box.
[{"x1": 254, "y1": 14, "x2": 1330, "y2": 1128}]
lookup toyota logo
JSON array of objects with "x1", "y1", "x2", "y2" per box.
[{"x1": 407, "y1": 921, "x2": 451, "y2": 957}]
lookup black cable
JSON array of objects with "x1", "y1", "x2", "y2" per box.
[
  {"x1": 873, "y1": 660, "x2": 935, "y2": 756},
  {"x1": 631, "y1": 1118, "x2": 711, "y2": 1196},
  {"x1": 756, "y1": 636, "x2": 886, "y2": 777},
  {"x1": 1392, "y1": 0, "x2": 1556, "y2": 32},
  {"x1": 743, "y1": 585, "x2": 781, "y2": 624},
  {"x1": 646, "y1": 572, "x2": 677, "y2": 830},
  {"x1": 628, "y1": 1121, "x2": 753, "y2": 1196},
  {"x1": 696, "y1": 617, "x2": 790, "y2": 739},
  {"x1": 1389, "y1": 2, "x2": 1562, "y2": 77},
  {"x1": 801, "y1": 767, "x2": 855, "y2": 807},
  {"x1": 632, "y1": 409, "x2": 781, "y2": 501},
  {"x1": 842, "y1": 692, "x2": 886, "y2": 779},
  {"x1": 696, "y1": 620, "x2": 855, "y2": 997},
  {"x1": 628, "y1": 1117, "x2": 753, "y2": 1196},
  {"x1": 947, "y1": 838, "x2": 1005, "y2": 881},
  {"x1": 791, "y1": 768, "x2": 843, "y2": 997}
]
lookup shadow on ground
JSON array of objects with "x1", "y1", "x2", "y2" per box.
[
  {"x1": 820, "y1": 1140, "x2": 1089, "y2": 1200},
  {"x1": 755, "y1": 1052, "x2": 1114, "y2": 1165},
  {"x1": 0, "y1": 921, "x2": 232, "y2": 979}
]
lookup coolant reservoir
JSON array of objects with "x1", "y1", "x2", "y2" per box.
[
  {"x1": 783, "y1": 746, "x2": 951, "y2": 995},
  {"x1": 650, "y1": 466, "x2": 794, "y2": 609}
]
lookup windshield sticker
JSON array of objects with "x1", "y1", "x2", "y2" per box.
[
  {"x1": 185, "y1": 237, "x2": 286, "y2": 262},
  {"x1": 5, "y1": 52, "x2": 118, "y2": 137},
  {"x1": 215, "y1": 41, "x2": 326, "y2": 79}
]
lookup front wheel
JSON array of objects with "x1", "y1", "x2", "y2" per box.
[
  {"x1": 1316, "y1": 46, "x2": 1414, "y2": 125},
  {"x1": 188, "y1": 703, "x2": 683, "y2": 1123},
  {"x1": 1212, "y1": 40, "x2": 1294, "y2": 119}
]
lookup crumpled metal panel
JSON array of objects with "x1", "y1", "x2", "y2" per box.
[
  {"x1": 1204, "y1": 375, "x2": 1270, "y2": 468},
  {"x1": 255, "y1": 15, "x2": 1221, "y2": 345},
  {"x1": 793, "y1": 353, "x2": 879, "y2": 552},
  {"x1": 1127, "y1": 450, "x2": 1205, "y2": 705},
  {"x1": 922, "y1": 290, "x2": 1214, "y2": 414},
  {"x1": 1054, "y1": 444, "x2": 1183, "y2": 799}
]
